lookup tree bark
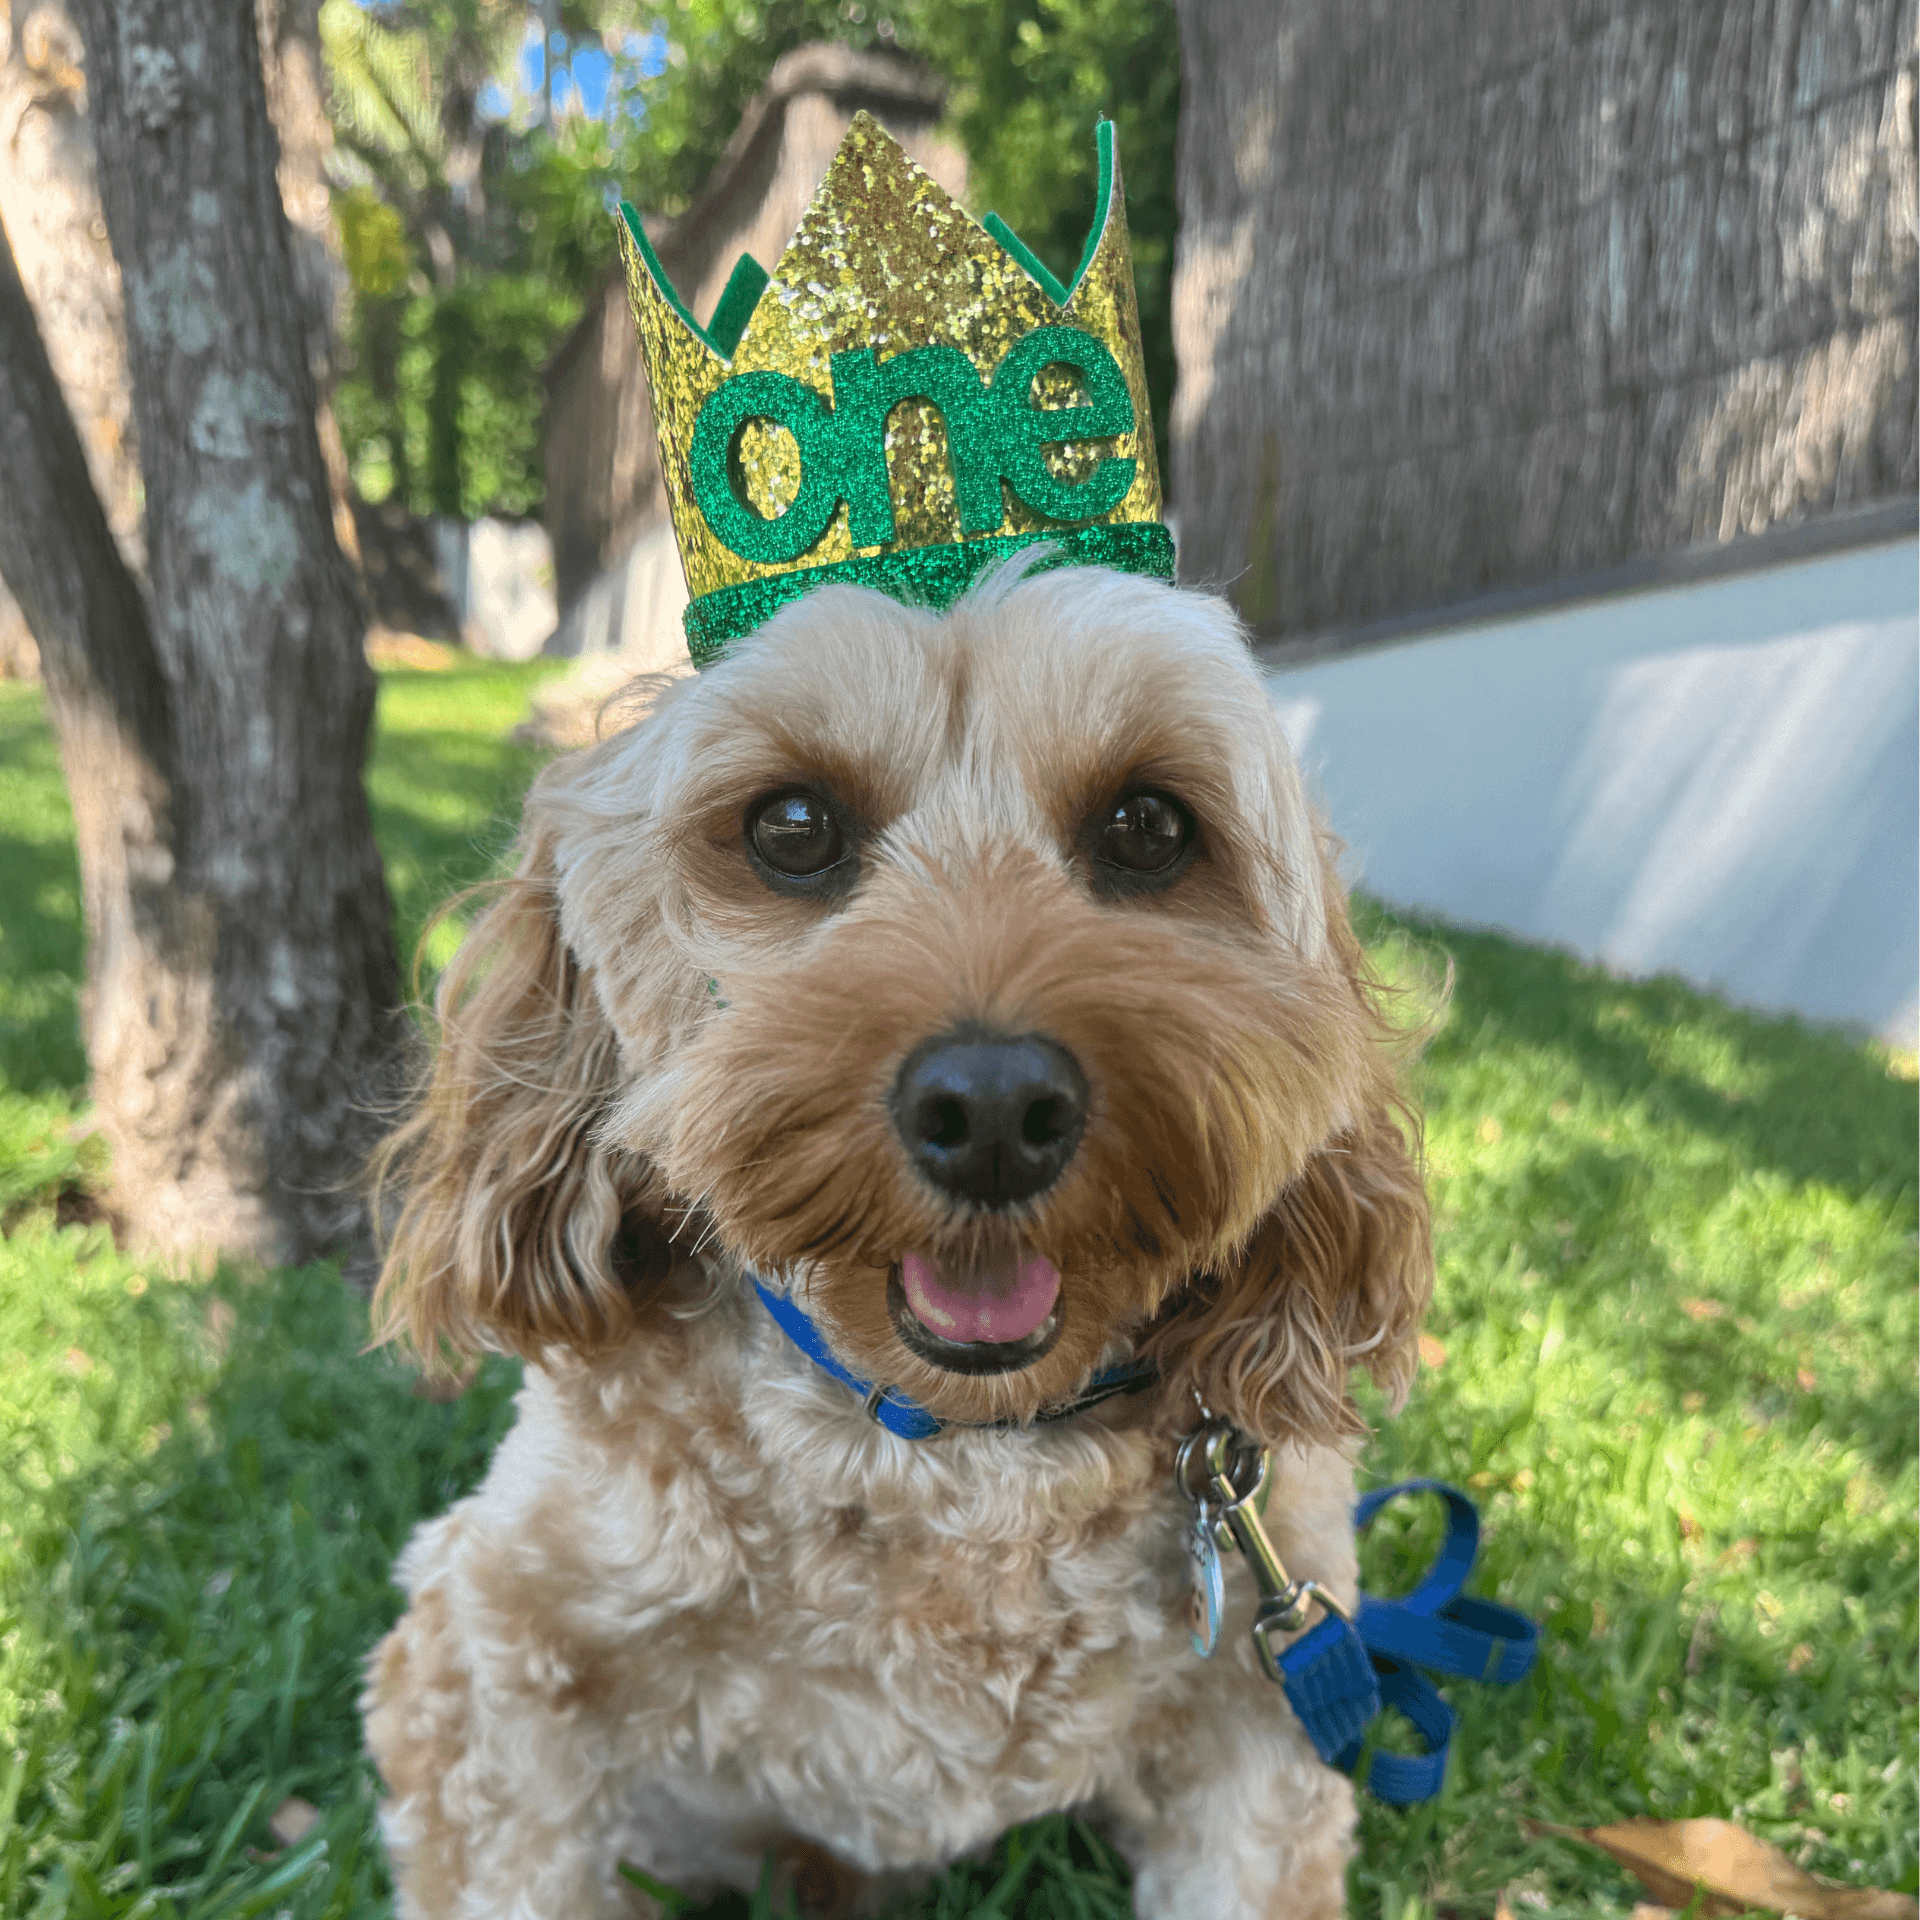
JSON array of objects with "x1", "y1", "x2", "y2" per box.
[
  {"x1": 0, "y1": 0, "x2": 145, "y2": 680},
  {"x1": 1171, "y1": 0, "x2": 1920, "y2": 639},
  {"x1": 3, "y1": 0, "x2": 405, "y2": 1265},
  {"x1": 0, "y1": 0, "x2": 359, "y2": 659},
  {"x1": 0, "y1": 210, "x2": 177, "y2": 1142},
  {"x1": 256, "y1": 0, "x2": 361, "y2": 567}
]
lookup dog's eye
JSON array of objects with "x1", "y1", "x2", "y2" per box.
[
  {"x1": 1097, "y1": 791, "x2": 1194, "y2": 874},
  {"x1": 748, "y1": 790, "x2": 848, "y2": 878}
]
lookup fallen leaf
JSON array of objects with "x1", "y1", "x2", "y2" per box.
[
  {"x1": 365, "y1": 629, "x2": 458, "y2": 670},
  {"x1": 1630, "y1": 1907, "x2": 1677, "y2": 1920},
  {"x1": 1524, "y1": 1816, "x2": 1919, "y2": 1920},
  {"x1": 1681, "y1": 1297, "x2": 1728, "y2": 1322},
  {"x1": 1476, "y1": 1115, "x2": 1503, "y2": 1146},
  {"x1": 1796, "y1": 1367, "x2": 1817, "y2": 1392},
  {"x1": 1493, "y1": 1896, "x2": 1515, "y2": 1920},
  {"x1": 1417, "y1": 1332, "x2": 1448, "y2": 1368},
  {"x1": 1788, "y1": 1643, "x2": 1815, "y2": 1674},
  {"x1": 61, "y1": 1347, "x2": 93, "y2": 1375},
  {"x1": 269, "y1": 1796, "x2": 320, "y2": 1849}
]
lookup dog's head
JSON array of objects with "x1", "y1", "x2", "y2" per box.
[{"x1": 374, "y1": 560, "x2": 1432, "y2": 1448}]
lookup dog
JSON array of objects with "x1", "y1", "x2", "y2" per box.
[{"x1": 362, "y1": 554, "x2": 1433, "y2": 1919}]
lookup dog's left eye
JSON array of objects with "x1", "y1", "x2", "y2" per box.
[
  {"x1": 747, "y1": 790, "x2": 848, "y2": 878},
  {"x1": 1096, "y1": 791, "x2": 1194, "y2": 874}
]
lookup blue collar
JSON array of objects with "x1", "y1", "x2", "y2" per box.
[{"x1": 751, "y1": 1274, "x2": 1157, "y2": 1440}]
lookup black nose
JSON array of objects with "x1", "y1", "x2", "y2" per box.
[{"x1": 890, "y1": 1028, "x2": 1088, "y2": 1207}]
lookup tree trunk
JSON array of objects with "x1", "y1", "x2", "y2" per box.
[
  {"x1": 0, "y1": 0, "x2": 358, "y2": 660},
  {"x1": 0, "y1": 0, "x2": 145, "y2": 681},
  {"x1": 1171, "y1": 0, "x2": 1920, "y2": 639},
  {"x1": 0, "y1": 214, "x2": 176, "y2": 1147},
  {"x1": 256, "y1": 0, "x2": 362, "y2": 568},
  {"x1": 3, "y1": 0, "x2": 404, "y2": 1265}
]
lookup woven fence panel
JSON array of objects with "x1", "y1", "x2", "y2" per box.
[{"x1": 1171, "y1": 0, "x2": 1918, "y2": 637}]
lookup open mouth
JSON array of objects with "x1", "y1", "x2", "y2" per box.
[{"x1": 886, "y1": 1248, "x2": 1063, "y2": 1376}]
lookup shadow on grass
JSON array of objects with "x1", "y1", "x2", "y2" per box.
[
  {"x1": 0, "y1": 828, "x2": 86, "y2": 1095},
  {"x1": 1369, "y1": 902, "x2": 1918, "y2": 1203},
  {"x1": 2, "y1": 1258, "x2": 525, "y2": 1914}
]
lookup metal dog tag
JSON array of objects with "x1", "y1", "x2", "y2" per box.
[{"x1": 1185, "y1": 1509, "x2": 1226, "y2": 1657}]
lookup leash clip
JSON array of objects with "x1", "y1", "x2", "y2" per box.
[{"x1": 1176, "y1": 1419, "x2": 1351, "y2": 1679}]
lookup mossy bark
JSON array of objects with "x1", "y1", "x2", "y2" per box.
[{"x1": 0, "y1": 0, "x2": 402, "y2": 1264}]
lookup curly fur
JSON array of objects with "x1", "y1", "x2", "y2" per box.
[{"x1": 364, "y1": 559, "x2": 1434, "y2": 1918}]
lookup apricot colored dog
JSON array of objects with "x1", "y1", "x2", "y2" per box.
[{"x1": 364, "y1": 558, "x2": 1431, "y2": 1918}]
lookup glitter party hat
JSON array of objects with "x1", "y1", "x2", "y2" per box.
[{"x1": 616, "y1": 114, "x2": 1172, "y2": 663}]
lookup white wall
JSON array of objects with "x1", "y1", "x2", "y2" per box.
[
  {"x1": 430, "y1": 517, "x2": 557, "y2": 660},
  {"x1": 1267, "y1": 539, "x2": 1919, "y2": 1048}
]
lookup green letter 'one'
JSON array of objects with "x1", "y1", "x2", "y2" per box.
[
  {"x1": 829, "y1": 345, "x2": 1003, "y2": 546},
  {"x1": 993, "y1": 326, "x2": 1136, "y2": 523},
  {"x1": 688, "y1": 371, "x2": 841, "y2": 564},
  {"x1": 689, "y1": 326, "x2": 1139, "y2": 564}
]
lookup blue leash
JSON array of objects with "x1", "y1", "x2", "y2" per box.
[
  {"x1": 753, "y1": 1278, "x2": 1535, "y2": 1801},
  {"x1": 1283, "y1": 1478, "x2": 1538, "y2": 1804}
]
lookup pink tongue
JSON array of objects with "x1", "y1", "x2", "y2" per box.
[{"x1": 901, "y1": 1248, "x2": 1061, "y2": 1344}]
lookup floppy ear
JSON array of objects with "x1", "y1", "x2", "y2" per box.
[
  {"x1": 1146, "y1": 1095, "x2": 1432, "y2": 1449},
  {"x1": 370, "y1": 823, "x2": 676, "y2": 1369},
  {"x1": 1142, "y1": 843, "x2": 1435, "y2": 1450}
]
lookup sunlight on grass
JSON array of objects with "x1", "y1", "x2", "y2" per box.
[{"x1": 0, "y1": 674, "x2": 1912, "y2": 1918}]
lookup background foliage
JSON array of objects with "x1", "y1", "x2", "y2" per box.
[{"x1": 323, "y1": 0, "x2": 1181, "y2": 524}]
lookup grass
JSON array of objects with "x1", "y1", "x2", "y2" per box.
[{"x1": 0, "y1": 664, "x2": 1914, "y2": 1918}]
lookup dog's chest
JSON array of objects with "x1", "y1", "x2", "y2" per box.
[
  {"x1": 501, "y1": 1363, "x2": 1198, "y2": 1862},
  {"x1": 688, "y1": 1434, "x2": 1191, "y2": 1859}
]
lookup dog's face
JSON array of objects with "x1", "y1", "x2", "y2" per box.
[{"x1": 376, "y1": 564, "x2": 1431, "y2": 1445}]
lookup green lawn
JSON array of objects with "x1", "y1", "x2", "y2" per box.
[{"x1": 1, "y1": 665, "x2": 1914, "y2": 1919}]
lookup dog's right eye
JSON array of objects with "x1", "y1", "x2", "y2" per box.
[{"x1": 747, "y1": 790, "x2": 848, "y2": 880}]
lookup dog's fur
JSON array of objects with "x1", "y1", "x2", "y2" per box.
[{"x1": 363, "y1": 560, "x2": 1433, "y2": 1919}]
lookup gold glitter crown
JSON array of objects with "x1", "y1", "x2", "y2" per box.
[{"x1": 616, "y1": 113, "x2": 1171, "y2": 662}]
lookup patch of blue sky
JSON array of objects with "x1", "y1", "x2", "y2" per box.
[
  {"x1": 518, "y1": 21, "x2": 544, "y2": 95},
  {"x1": 628, "y1": 29, "x2": 670, "y2": 79},
  {"x1": 477, "y1": 78, "x2": 513, "y2": 124},
  {"x1": 572, "y1": 46, "x2": 613, "y2": 117}
]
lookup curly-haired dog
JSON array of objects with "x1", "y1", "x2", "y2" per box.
[{"x1": 363, "y1": 557, "x2": 1433, "y2": 1919}]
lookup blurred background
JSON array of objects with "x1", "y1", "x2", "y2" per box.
[{"x1": 0, "y1": 5, "x2": 1914, "y2": 1917}]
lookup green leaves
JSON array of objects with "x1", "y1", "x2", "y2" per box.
[
  {"x1": 336, "y1": 190, "x2": 411, "y2": 302},
  {"x1": 345, "y1": 272, "x2": 579, "y2": 519},
  {"x1": 322, "y1": 1, "x2": 1183, "y2": 519}
]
